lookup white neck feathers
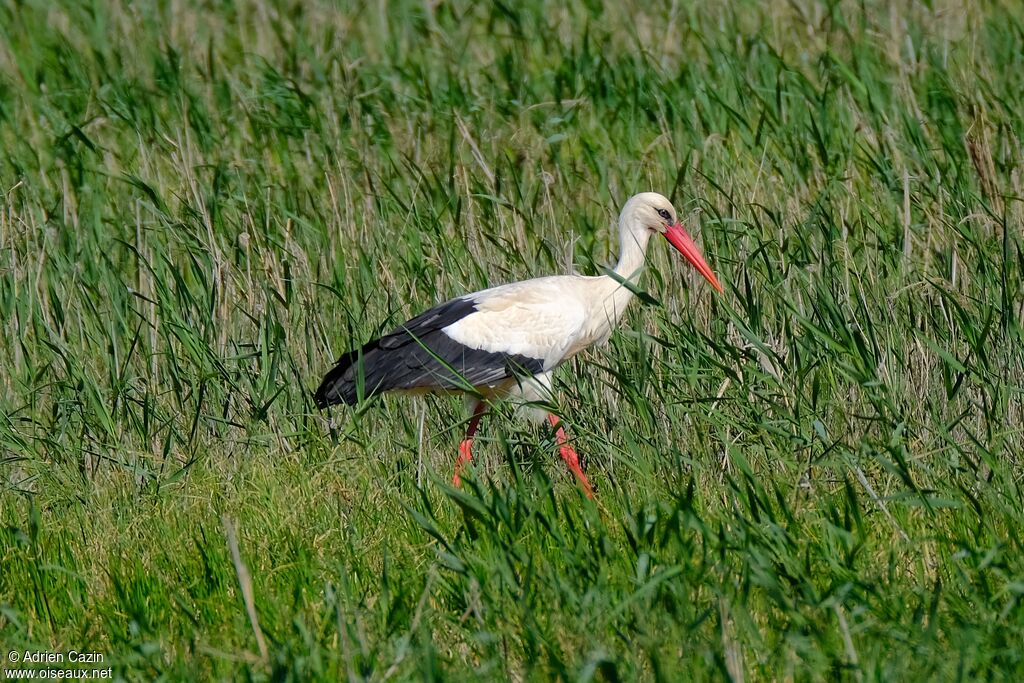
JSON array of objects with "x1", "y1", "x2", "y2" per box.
[{"x1": 612, "y1": 202, "x2": 653, "y2": 279}]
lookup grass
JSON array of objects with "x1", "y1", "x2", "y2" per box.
[{"x1": 1, "y1": 0, "x2": 1022, "y2": 679}]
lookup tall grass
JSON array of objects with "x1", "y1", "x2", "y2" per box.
[{"x1": 1, "y1": 0, "x2": 1022, "y2": 679}]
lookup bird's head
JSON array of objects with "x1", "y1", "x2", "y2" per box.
[{"x1": 623, "y1": 192, "x2": 724, "y2": 293}]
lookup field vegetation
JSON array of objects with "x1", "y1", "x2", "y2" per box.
[{"x1": 1, "y1": 0, "x2": 1022, "y2": 679}]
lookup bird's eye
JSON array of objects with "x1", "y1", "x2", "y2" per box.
[{"x1": 656, "y1": 208, "x2": 671, "y2": 221}]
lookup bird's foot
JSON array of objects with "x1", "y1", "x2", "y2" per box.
[{"x1": 453, "y1": 438, "x2": 473, "y2": 487}]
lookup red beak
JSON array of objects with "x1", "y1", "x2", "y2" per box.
[{"x1": 664, "y1": 223, "x2": 724, "y2": 293}]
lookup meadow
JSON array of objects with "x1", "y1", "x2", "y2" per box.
[{"x1": 1, "y1": 0, "x2": 1023, "y2": 679}]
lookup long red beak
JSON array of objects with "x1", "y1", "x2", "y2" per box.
[{"x1": 664, "y1": 223, "x2": 724, "y2": 293}]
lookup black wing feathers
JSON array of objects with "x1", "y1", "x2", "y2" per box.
[{"x1": 314, "y1": 297, "x2": 545, "y2": 407}]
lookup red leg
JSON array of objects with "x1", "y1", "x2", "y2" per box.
[
  {"x1": 547, "y1": 414, "x2": 594, "y2": 498},
  {"x1": 453, "y1": 401, "x2": 487, "y2": 486}
]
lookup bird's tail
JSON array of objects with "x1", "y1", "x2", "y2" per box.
[{"x1": 313, "y1": 345, "x2": 381, "y2": 408}]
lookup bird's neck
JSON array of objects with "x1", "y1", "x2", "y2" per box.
[
  {"x1": 583, "y1": 220, "x2": 651, "y2": 341},
  {"x1": 613, "y1": 226, "x2": 652, "y2": 281}
]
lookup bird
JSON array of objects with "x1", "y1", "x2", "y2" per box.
[{"x1": 314, "y1": 192, "x2": 723, "y2": 497}]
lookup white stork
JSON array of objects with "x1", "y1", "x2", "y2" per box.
[{"x1": 315, "y1": 192, "x2": 723, "y2": 497}]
